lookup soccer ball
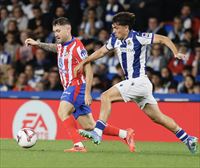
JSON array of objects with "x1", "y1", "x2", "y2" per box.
[{"x1": 16, "y1": 128, "x2": 37, "y2": 148}]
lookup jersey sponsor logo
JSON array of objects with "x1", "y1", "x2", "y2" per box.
[
  {"x1": 12, "y1": 100, "x2": 57, "y2": 140},
  {"x1": 58, "y1": 57, "x2": 64, "y2": 69},
  {"x1": 120, "y1": 48, "x2": 134, "y2": 52}
]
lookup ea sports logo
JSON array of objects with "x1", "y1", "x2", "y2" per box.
[{"x1": 12, "y1": 100, "x2": 57, "y2": 140}]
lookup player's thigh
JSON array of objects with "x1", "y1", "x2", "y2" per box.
[
  {"x1": 143, "y1": 103, "x2": 164, "y2": 120},
  {"x1": 102, "y1": 85, "x2": 124, "y2": 102},
  {"x1": 58, "y1": 101, "x2": 75, "y2": 116},
  {"x1": 77, "y1": 113, "x2": 96, "y2": 130}
]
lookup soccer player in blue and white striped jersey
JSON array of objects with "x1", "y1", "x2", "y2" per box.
[{"x1": 74, "y1": 12, "x2": 198, "y2": 153}]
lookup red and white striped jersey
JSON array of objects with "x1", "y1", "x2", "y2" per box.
[{"x1": 56, "y1": 37, "x2": 88, "y2": 89}]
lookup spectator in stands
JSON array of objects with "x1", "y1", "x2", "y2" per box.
[
  {"x1": 0, "y1": 42, "x2": 11, "y2": 65},
  {"x1": 22, "y1": 0, "x2": 40, "y2": 19},
  {"x1": 168, "y1": 82, "x2": 178, "y2": 94},
  {"x1": 33, "y1": 48, "x2": 51, "y2": 78},
  {"x1": 15, "y1": 30, "x2": 36, "y2": 73},
  {"x1": 107, "y1": 52, "x2": 119, "y2": 74},
  {"x1": 168, "y1": 41, "x2": 194, "y2": 75},
  {"x1": 192, "y1": 42, "x2": 200, "y2": 76},
  {"x1": 182, "y1": 29, "x2": 194, "y2": 48},
  {"x1": 177, "y1": 65, "x2": 193, "y2": 92},
  {"x1": 179, "y1": 74, "x2": 195, "y2": 93},
  {"x1": 4, "y1": 65, "x2": 16, "y2": 90},
  {"x1": 104, "y1": 0, "x2": 124, "y2": 31},
  {"x1": 54, "y1": 6, "x2": 66, "y2": 18},
  {"x1": 35, "y1": 81, "x2": 45, "y2": 91},
  {"x1": 4, "y1": 31, "x2": 20, "y2": 63},
  {"x1": 13, "y1": 72, "x2": 34, "y2": 91},
  {"x1": 97, "y1": 29, "x2": 110, "y2": 43},
  {"x1": 151, "y1": 72, "x2": 166, "y2": 93},
  {"x1": 11, "y1": 5, "x2": 28, "y2": 31},
  {"x1": 92, "y1": 74, "x2": 105, "y2": 93},
  {"x1": 146, "y1": 43, "x2": 167, "y2": 71},
  {"x1": 146, "y1": 17, "x2": 167, "y2": 35},
  {"x1": 45, "y1": 70, "x2": 62, "y2": 91},
  {"x1": 193, "y1": 82, "x2": 200, "y2": 94},
  {"x1": 24, "y1": 64, "x2": 40, "y2": 89},
  {"x1": 60, "y1": 0, "x2": 82, "y2": 36},
  {"x1": 0, "y1": 7, "x2": 9, "y2": 33},
  {"x1": 160, "y1": 67, "x2": 177, "y2": 92},
  {"x1": 180, "y1": 4, "x2": 192, "y2": 30},
  {"x1": 5, "y1": 19, "x2": 19, "y2": 38},
  {"x1": 40, "y1": 0, "x2": 57, "y2": 14},
  {"x1": 79, "y1": 7, "x2": 103, "y2": 39},
  {"x1": 179, "y1": 41, "x2": 194, "y2": 65},
  {"x1": 28, "y1": 5, "x2": 52, "y2": 40},
  {"x1": 0, "y1": 64, "x2": 15, "y2": 91},
  {"x1": 6, "y1": 0, "x2": 25, "y2": 12},
  {"x1": 168, "y1": 16, "x2": 184, "y2": 42},
  {"x1": 83, "y1": 0, "x2": 104, "y2": 20}
]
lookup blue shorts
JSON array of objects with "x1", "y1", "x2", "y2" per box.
[{"x1": 60, "y1": 83, "x2": 91, "y2": 119}]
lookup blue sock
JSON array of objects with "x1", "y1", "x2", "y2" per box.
[
  {"x1": 175, "y1": 128, "x2": 189, "y2": 143},
  {"x1": 94, "y1": 120, "x2": 106, "y2": 136}
]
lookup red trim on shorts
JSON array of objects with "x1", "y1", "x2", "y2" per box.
[{"x1": 73, "y1": 84, "x2": 81, "y2": 102}]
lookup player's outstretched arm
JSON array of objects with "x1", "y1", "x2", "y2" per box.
[
  {"x1": 25, "y1": 38, "x2": 57, "y2": 53},
  {"x1": 153, "y1": 34, "x2": 186, "y2": 60},
  {"x1": 74, "y1": 45, "x2": 109, "y2": 77}
]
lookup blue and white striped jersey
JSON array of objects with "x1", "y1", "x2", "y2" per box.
[{"x1": 106, "y1": 30, "x2": 154, "y2": 79}]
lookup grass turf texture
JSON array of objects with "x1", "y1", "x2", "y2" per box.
[{"x1": 0, "y1": 139, "x2": 199, "y2": 168}]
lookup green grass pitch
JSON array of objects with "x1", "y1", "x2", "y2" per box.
[{"x1": 0, "y1": 139, "x2": 199, "y2": 168}]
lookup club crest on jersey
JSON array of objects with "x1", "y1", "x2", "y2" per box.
[
  {"x1": 80, "y1": 49, "x2": 87, "y2": 59},
  {"x1": 141, "y1": 33, "x2": 151, "y2": 38}
]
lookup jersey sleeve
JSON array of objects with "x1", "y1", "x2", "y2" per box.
[
  {"x1": 76, "y1": 41, "x2": 88, "y2": 62},
  {"x1": 135, "y1": 32, "x2": 154, "y2": 45},
  {"x1": 105, "y1": 33, "x2": 116, "y2": 50}
]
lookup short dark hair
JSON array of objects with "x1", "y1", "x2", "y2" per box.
[
  {"x1": 52, "y1": 17, "x2": 71, "y2": 26},
  {"x1": 112, "y1": 12, "x2": 135, "y2": 30}
]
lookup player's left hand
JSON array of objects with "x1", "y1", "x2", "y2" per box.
[
  {"x1": 74, "y1": 62, "x2": 84, "y2": 77},
  {"x1": 175, "y1": 53, "x2": 186, "y2": 60},
  {"x1": 85, "y1": 93, "x2": 92, "y2": 105}
]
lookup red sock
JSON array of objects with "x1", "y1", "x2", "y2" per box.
[
  {"x1": 62, "y1": 115, "x2": 83, "y2": 144},
  {"x1": 103, "y1": 124, "x2": 119, "y2": 136}
]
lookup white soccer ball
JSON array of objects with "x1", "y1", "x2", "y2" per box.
[{"x1": 16, "y1": 128, "x2": 37, "y2": 148}]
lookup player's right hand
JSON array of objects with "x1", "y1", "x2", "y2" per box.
[
  {"x1": 25, "y1": 38, "x2": 39, "y2": 47},
  {"x1": 85, "y1": 93, "x2": 92, "y2": 106}
]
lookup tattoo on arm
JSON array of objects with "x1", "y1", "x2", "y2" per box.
[{"x1": 38, "y1": 42, "x2": 57, "y2": 53}]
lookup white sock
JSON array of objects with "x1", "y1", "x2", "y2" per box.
[
  {"x1": 119, "y1": 129, "x2": 127, "y2": 139},
  {"x1": 94, "y1": 128, "x2": 103, "y2": 136},
  {"x1": 74, "y1": 142, "x2": 84, "y2": 147}
]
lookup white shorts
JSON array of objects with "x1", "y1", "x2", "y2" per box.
[{"x1": 115, "y1": 76, "x2": 157, "y2": 109}]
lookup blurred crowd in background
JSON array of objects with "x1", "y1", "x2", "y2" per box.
[{"x1": 0, "y1": 0, "x2": 200, "y2": 94}]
